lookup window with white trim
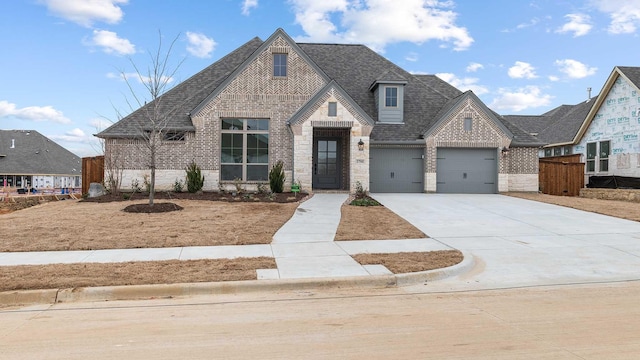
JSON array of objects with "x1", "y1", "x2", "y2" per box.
[
  {"x1": 599, "y1": 140, "x2": 610, "y2": 172},
  {"x1": 586, "y1": 142, "x2": 596, "y2": 172},
  {"x1": 221, "y1": 119, "x2": 269, "y2": 181},
  {"x1": 385, "y1": 87, "x2": 398, "y2": 107}
]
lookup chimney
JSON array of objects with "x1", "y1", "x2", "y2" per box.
[{"x1": 587, "y1": 87, "x2": 592, "y2": 100}]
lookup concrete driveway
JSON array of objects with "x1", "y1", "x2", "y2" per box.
[{"x1": 373, "y1": 194, "x2": 640, "y2": 289}]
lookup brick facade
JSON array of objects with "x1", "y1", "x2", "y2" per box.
[{"x1": 424, "y1": 96, "x2": 538, "y2": 192}]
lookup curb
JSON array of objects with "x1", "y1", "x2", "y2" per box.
[{"x1": 0, "y1": 251, "x2": 474, "y2": 307}]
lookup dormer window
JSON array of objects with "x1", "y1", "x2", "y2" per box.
[
  {"x1": 273, "y1": 54, "x2": 287, "y2": 77},
  {"x1": 385, "y1": 87, "x2": 398, "y2": 107}
]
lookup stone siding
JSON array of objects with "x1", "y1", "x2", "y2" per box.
[{"x1": 580, "y1": 188, "x2": 640, "y2": 202}]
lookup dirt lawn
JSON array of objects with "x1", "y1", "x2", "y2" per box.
[
  {"x1": 0, "y1": 196, "x2": 442, "y2": 291},
  {"x1": 507, "y1": 192, "x2": 640, "y2": 222}
]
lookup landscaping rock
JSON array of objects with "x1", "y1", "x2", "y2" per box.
[{"x1": 88, "y1": 183, "x2": 106, "y2": 198}]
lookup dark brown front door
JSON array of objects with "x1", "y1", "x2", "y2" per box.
[{"x1": 313, "y1": 138, "x2": 341, "y2": 189}]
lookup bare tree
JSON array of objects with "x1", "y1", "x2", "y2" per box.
[{"x1": 120, "y1": 31, "x2": 184, "y2": 206}]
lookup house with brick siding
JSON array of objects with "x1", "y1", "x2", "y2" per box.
[{"x1": 97, "y1": 28, "x2": 543, "y2": 194}]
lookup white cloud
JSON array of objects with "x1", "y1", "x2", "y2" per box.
[
  {"x1": 242, "y1": 0, "x2": 258, "y2": 15},
  {"x1": 555, "y1": 59, "x2": 597, "y2": 78},
  {"x1": 591, "y1": 0, "x2": 640, "y2": 34},
  {"x1": 490, "y1": 86, "x2": 553, "y2": 112},
  {"x1": 289, "y1": 0, "x2": 473, "y2": 52},
  {"x1": 466, "y1": 62, "x2": 483, "y2": 72},
  {"x1": 508, "y1": 61, "x2": 537, "y2": 79},
  {"x1": 89, "y1": 117, "x2": 113, "y2": 131},
  {"x1": 41, "y1": 0, "x2": 127, "y2": 27},
  {"x1": 435, "y1": 73, "x2": 489, "y2": 95},
  {"x1": 516, "y1": 17, "x2": 540, "y2": 29},
  {"x1": 548, "y1": 75, "x2": 560, "y2": 82},
  {"x1": 186, "y1": 32, "x2": 216, "y2": 58},
  {"x1": 50, "y1": 128, "x2": 90, "y2": 143},
  {"x1": 0, "y1": 100, "x2": 71, "y2": 124},
  {"x1": 87, "y1": 30, "x2": 135, "y2": 55},
  {"x1": 556, "y1": 13, "x2": 592, "y2": 37},
  {"x1": 405, "y1": 52, "x2": 418, "y2": 62}
]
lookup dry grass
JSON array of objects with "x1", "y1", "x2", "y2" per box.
[
  {"x1": 353, "y1": 250, "x2": 463, "y2": 274},
  {"x1": 0, "y1": 200, "x2": 298, "y2": 252},
  {"x1": 0, "y1": 257, "x2": 276, "y2": 291},
  {"x1": 507, "y1": 192, "x2": 640, "y2": 222},
  {"x1": 335, "y1": 204, "x2": 427, "y2": 240}
]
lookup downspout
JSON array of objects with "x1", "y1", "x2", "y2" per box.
[{"x1": 286, "y1": 122, "x2": 295, "y2": 187}]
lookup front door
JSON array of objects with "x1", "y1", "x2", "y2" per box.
[{"x1": 313, "y1": 138, "x2": 341, "y2": 189}]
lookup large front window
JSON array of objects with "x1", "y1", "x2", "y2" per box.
[{"x1": 221, "y1": 118, "x2": 269, "y2": 181}]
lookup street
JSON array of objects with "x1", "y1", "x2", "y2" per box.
[{"x1": 2, "y1": 281, "x2": 640, "y2": 359}]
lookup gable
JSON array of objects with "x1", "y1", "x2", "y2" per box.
[
  {"x1": 288, "y1": 81, "x2": 374, "y2": 136},
  {"x1": 575, "y1": 73, "x2": 640, "y2": 155},
  {"x1": 192, "y1": 29, "x2": 329, "y2": 118},
  {"x1": 575, "y1": 67, "x2": 640, "y2": 144},
  {"x1": 424, "y1": 92, "x2": 513, "y2": 148}
]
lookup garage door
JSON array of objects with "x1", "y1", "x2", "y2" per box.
[
  {"x1": 436, "y1": 148, "x2": 497, "y2": 194},
  {"x1": 370, "y1": 148, "x2": 424, "y2": 193}
]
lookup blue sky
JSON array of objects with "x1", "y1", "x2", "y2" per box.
[{"x1": 1, "y1": 0, "x2": 639, "y2": 157}]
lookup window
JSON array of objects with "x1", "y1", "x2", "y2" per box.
[
  {"x1": 563, "y1": 146, "x2": 572, "y2": 155},
  {"x1": 273, "y1": 54, "x2": 287, "y2": 77},
  {"x1": 544, "y1": 148, "x2": 552, "y2": 157},
  {"x1": 221, "y1": 118, "x2": 269, "y2": 181},
  {"x1": 385, "y1": 87, "x2": 398, "y2": 107},
  {"x1": 163, "y1": 131, "x2": 185, "y2": 141},
  {"x1": 328, "y1": 102, "x2": 337, "y2": 117},
  {"x1": 599, "y1": 140, "x2": 610, "y2": 172},
  {"x1": 586, "y1": 142, "x2": 596, "y2": 172},
  {"x1": 553, "y1": 147, "x2": 561, "y2": 156},
  {"x1": 464, "y1": 117, "x2": 472, "y2": 132}
]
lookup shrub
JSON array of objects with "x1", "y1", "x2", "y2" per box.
[
  {"x1": 269, "y1": 160, "x2": 285, "y2": 193},
  {"x1": 173, "y1": 179, "x2": 184, "y2": 193},
  {"x1": 185, "y1": 161, "x2": 205, "y2": 193}
]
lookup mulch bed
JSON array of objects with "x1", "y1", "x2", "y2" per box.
[{"x1": 83, "y1": 191, "x2": 308, "y2": 204}]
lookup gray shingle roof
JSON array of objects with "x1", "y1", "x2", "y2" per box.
[
  {"x1": 618, "y1": 66, "x2": 640, "y2": 88},
  {"x1": 98, "y1": 31, "x2": 542, "y2": 146},
  {"x1": 0, "y1": 130, "x2": 81, "y2": 175},
  {"x1": 97, "y1": 37, "x2": 264, "y2": 138},
  {"x1": 505, "y1": 98, "x2": 597, "y2": 145},
  {"x1": 299, "y1": 43, "x2": 461, "y2": 141}
]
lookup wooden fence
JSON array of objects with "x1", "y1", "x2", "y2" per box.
[
  {"x1": 539, "y1": 154, "x2": 584, "y2": 196},
  {"x1": 82, "y1": 156, "x2": 104, "y2": 195}
]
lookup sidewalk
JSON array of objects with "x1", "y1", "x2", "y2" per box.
[{"x1": 0, "y1": 194, "x2": 452, "y2": 280}]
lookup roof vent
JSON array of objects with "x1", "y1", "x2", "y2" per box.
[
  {"x1": 10, "y1": 139, "x2": 15, "y2": 149},
  {"x1": 587, "y1": 87, "x2": 592, "y2": 101}
]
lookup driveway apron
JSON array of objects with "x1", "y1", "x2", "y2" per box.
[{"x1": 373, "y1": 193, "x2": 640, "y2": 289}]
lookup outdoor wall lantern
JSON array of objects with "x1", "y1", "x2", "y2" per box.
[
  {"x1": 358, "y1": 139, "x2": 365, "y2": 151},
  {"x1": 501, "y1": 146, "x2": 510, "y2": 157}
]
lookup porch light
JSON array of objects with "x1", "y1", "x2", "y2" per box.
[
  {"x1": 357, "y1": 139, "x2": 365, "y2": 151},
  {"x1": 501, "y1": 146, "x2": 510, "y2": 157}
]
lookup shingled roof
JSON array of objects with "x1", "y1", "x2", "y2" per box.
[
  {"x1": 98, "y1": 30, "x2": 542, "y2": 146},
  {"x1": 0, "y1": 130, "x2": 81, "y2": 175},
  {"x1": 97, "y1": 37, "x2": 264, "y2": 138},
  {"x1": 618, "y1": 66, "x2": 640, "y2": 87}
]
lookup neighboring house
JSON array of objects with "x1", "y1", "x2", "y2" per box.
[
  {"x1": 508, "y1": 66, "x2": 640, "y2": 180},
  {"x1": 97, "y1": 28, "x2": 543, "y2": 194},
  {"x1": 0, "y1": 130, "x2": 82, "y2": 192}
]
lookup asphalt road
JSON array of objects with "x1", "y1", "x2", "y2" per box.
[{"x1": 3, "y1": 281, "x2": 640, "y2": 359}]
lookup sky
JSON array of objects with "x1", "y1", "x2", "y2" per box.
[{"x1": 1, "y1": 0, "x2": 639, "y2": 157}]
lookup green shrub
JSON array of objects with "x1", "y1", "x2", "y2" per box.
[
  {"x1": 350, "y1": 197, "x2": 380, "y2": 206},
  {"x1": 269, "y1": 160, "x2": 285, "y2": 193},
  {"x1": 185, "y1": 161, "x2": 205, "y2": 193},
  {"x1": 173, "y1": 178, "x2": 184, "y2": 193}
]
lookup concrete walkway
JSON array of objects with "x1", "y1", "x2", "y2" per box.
[{"x1": 0, "y1": 194, "x2": 448, "y2": 280}]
